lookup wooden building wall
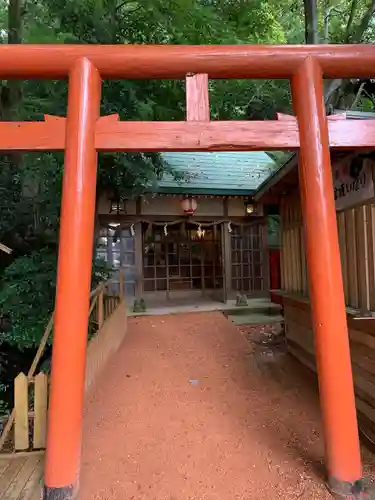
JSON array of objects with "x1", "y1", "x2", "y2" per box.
[
  {"x1": 280, "y1": 192, "x2": 375, "y2": 438},
  {"x1": 96, "y1": 192, "x2": 268, "y2": 303},
  {"x1": 281, "y1": 193, "x2": 375, "y2": 312}
]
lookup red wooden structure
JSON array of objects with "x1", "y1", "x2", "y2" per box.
[{"x1": 1, "y1": 44, "x2": 375, "y2": 499}]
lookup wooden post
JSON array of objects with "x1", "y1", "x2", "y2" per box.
[
  {"x1": 44, "y1": 58, "x2": 101, "y2": 500},
  {"x1": 261, "y1": 221, "x2": 270, "y2": 295},
  {"x1": 119, "y1": 267, "x2": 125, "y2": 301},
  {"x1": 186, "y1": 73, "x2": 210, "y2": 121},
  {"x1": 366, "y1": 204, "x2": 375, "y2": 311},
  {"x1": 292, "y1": 57, "x2": 363, "y2": 497},
  {"x1": 14, "y1": 373, "x2": 29, "y2": 451},
  {"x1": 222, "y1": 222, "x2": 232, "y2": 302},
  {"x1": 33, "y1": 372, "x2": 48, "y2": 449},
  {"x1": 346, "y1": 209, "x2": 359, "y2": 308},
  {"x1": 98, "y1": 287, "x2": 104, "y2": 329},
  {"x1": 355, "y1": 205, "x2": 369, "y2": 312},
  {"x1": 185, "y1": 73, "x2": 210, "y2": 298},
  {"x1": 134, "y1": 222, "x2": 143, "y2": 300}
]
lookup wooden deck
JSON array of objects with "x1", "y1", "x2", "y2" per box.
[{"x1": 0, "y1": 453, "x2": 43, "y2": 500}]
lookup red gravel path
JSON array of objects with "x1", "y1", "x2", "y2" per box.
[{"x1": 79, "y1": 312, "x2": 372, "y2": 499}]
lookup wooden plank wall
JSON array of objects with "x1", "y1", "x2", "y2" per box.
[
  {"x1": 337, "y1": 205, "x2": 375, "y2": 311},
  {"x1": 85, "y1": 300, "x2": 127, "y2": 393},
  {"x1": 280, "y1": 190, "x2": 375, "y2": 438},
  {"x1": 284, "y1": 296, "x2": 375, "y2": 441},
  {"x1": 280, "y1": 194, "x2": 375, "y2": 313},
  {"x1": 280, "y1": 194, "x2": 308, "y2": 297}
]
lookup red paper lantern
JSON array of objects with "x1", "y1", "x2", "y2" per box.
[{"x1": 180, "y1": 197, "x2": 198, "y2": 215}]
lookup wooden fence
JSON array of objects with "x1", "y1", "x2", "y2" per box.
[
  {"x1": 337, "y1": 205, "x2": 375, "y2": 312},
  {"x1": 283, "y1": 295, "x2": 375, "y2": 445},
  {"x1": 280, "y1": 195, "x2": 308, "y2": 297},
  {"x1": 281, "y1": 194, "x2": 375, "y2": 314},
  {"x1": 85, "y1": 281, "x2": 127, "y2": 392},
  {"x1": 280, "y1": 191, "x2": 375, "y2": 444},
  {"x1": 0, "y1": 276, "x2": 126, "y2": 454},
  {"x1": 13, "y1": 373, "x2": 48, "y2": 452}
]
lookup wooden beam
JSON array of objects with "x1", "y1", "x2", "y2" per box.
[
  {"x1": 186, "y1": 73, "x2": 210, "y2": 121},
  {"x1": 1, "y1": 116, "x2": 375, "y2": 152},
  {"x1": 0, "y1": 45, "x2": 374, "y2": 79},
  {"x1": 95, "y1": 119, "x2": 375, "y2": 152},
  {"x1": 277, "y1": 112, "x2": 346, "y2": 121},
  {"x1": 0, "y1": 115, "x2": 65, "y2": 151},
  {"x1": 0, "y1": 242, "x2": 12, "y2": 254},
  {"x1": 95, "y1": 119, "x2": 300, "y2": 151},
  {"x1": 329, "y1": 120, "x2": 375, "y2": 149}
]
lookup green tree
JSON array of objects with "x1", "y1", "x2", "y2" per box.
[
  {"x1": 300, "y1": 0, "x2": 375, "y2": 110},
  {"x1": 0, "y1": 0, "x2": 293, "y2": 354}
]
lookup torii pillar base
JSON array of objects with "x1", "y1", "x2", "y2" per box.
[
  {"x1": 329, "y1": 478, "x2": 373, "y2": 499},
  {"x1": 43, "y1": 486, "x2": 74, "y2": 500}
]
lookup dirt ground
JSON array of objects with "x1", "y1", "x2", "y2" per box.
[{"x1": 79, "y1": 312, "x2": 375, "y2": 500}]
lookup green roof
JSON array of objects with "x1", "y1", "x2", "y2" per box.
[{"x1": 156, "y1": 152, "x2": 276, "y2": 196}]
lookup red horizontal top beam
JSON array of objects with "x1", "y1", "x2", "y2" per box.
[
  {"x1": 95, "y1": 119, "x2": 375, "y2": 151},
  {"x1": 1, "y1": 116, "x2": 375, "y2": 152},
  {"x1": 0, "y1": 45, "x2": 374, "y2": 79}
]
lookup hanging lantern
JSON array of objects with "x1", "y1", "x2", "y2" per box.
[
  {"x1": 245, "y1": 203, "x2": 255, "y2": 215},
  {"x1": 109, "y1": 196, "x2": 127, "y2": 215},
  {"x1": 180, "y1": 196, "x2": 198, "y2": 215}
]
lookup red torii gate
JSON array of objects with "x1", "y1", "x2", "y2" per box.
[{"x1": 1, "y1": 45, "x2": 375, "y2": 499}]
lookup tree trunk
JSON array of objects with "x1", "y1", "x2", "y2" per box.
[
  {"x1": 324, "y1": 0, "x2": 375, "y2": 110},
  {"x1": 304, "y1": 0, "x2": 319, "y2": 44},
  {"x1": 323, "y1": 0, "x2": 330, "y2": 43},
  {"x1": 350, "y1": 81, "x2": 366, "y2": 110},
  {"x1": 345, "y1": 0, "x2": 359, "y2": 42},
  {"x1": 350, "y1": 0, "x2": 375, "y2": 42},
  {"x1": 0, "y1": 0, "x2": 23, "y2": 121},
  {"x1": 0, "y1": 0, "x2": 24, "y2": 232}
]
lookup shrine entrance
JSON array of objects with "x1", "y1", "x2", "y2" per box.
[
  {"x1": 1, "y1": 45, "x2": 375, "y2": 499},
  {"x1": 143, "y1": 222, "x2": 223, "y2": 301}
]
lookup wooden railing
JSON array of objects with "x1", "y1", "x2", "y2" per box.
[
  {"x1": 0, "y1": 275, "x2": 126, "y2": 454},
  {"x1": 85, "y1": 277, "x2": 127, "y2": 392},
  {"x1": 12, "y1": 373, "x2": 48, "y2": 452}
]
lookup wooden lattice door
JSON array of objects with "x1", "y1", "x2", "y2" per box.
[{"x1": 231, "y1": 224, "x2": 264, "y2": 295}]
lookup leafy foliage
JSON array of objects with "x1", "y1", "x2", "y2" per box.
[
  {"x1": 0, "y1": 249, "x2": 57, "y2": 348},
  {"x1": 0, "y1": 249, "x2": 110, "y2": 348}
]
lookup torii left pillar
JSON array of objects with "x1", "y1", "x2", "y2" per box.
[{"x1": 43, "y1": 58, "x2": 101, "y2": 500}]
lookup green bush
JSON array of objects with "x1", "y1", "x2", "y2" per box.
[
  {"x1": 0, "y1": 248, "x2": 111, "y2": 349},
  {"x1": 0, "y1": 382, "x2": 9, "y2": 416}
]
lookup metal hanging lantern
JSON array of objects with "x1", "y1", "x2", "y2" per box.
[
  {"x1": 180, "y1": 196, "x2": 198, "y2": 215},
  {"x1": 245, "y1": 202, "x2": 255, "y2": 215},
  {"x1": 109, "y1": 196, "x2": 126, "y2": 214}
]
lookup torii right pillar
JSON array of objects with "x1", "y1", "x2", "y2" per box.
[{"x1": 292, "y1": 57, "x2": 367, "y2": 498}]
